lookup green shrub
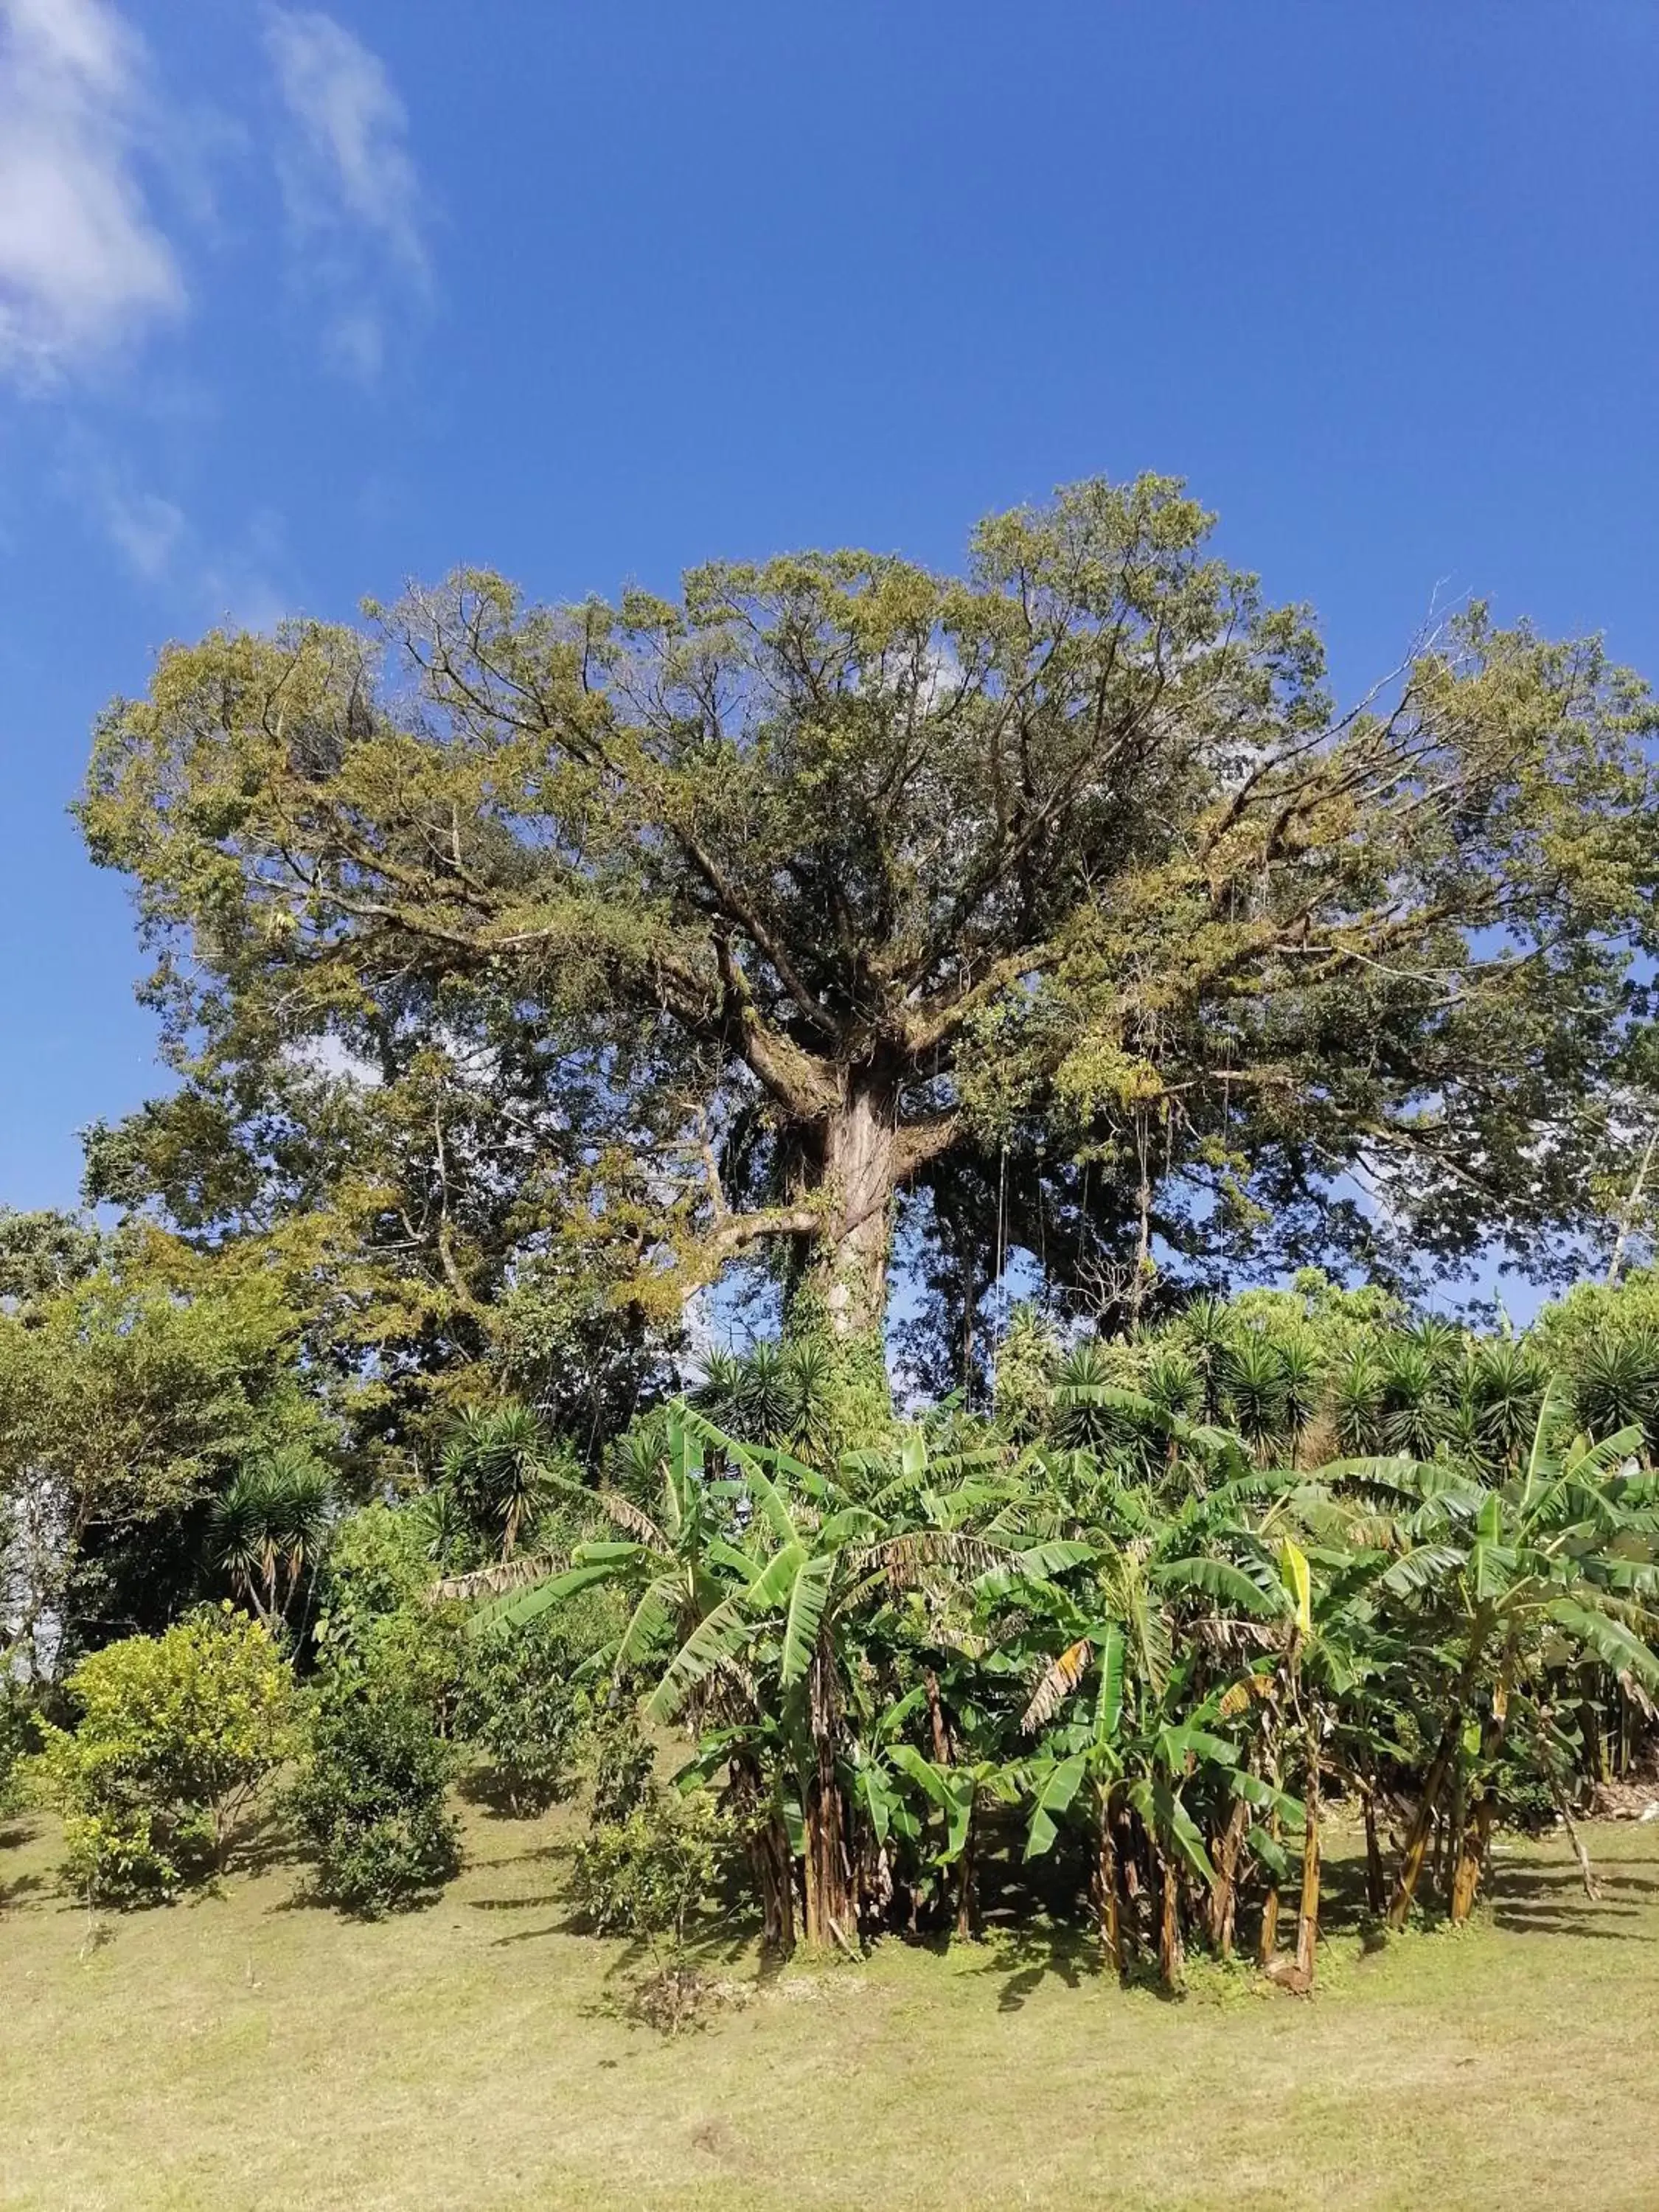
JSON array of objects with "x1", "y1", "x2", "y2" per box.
[
  {"x1": 456, "y1": 1615, "x2": 588, "y2": 1815},
  {"x1": 0, "y1": 1686, "x2": 35, "y2": 1816},
  {"x1": 571, "y1": 1787, "x2": 732, "y2": 1944},
  {"x1": 289, "y1": 1652, "x2": 460, "y2": 1917},
  {"x1": 315, "y1": 1503, "x2": 437, "y2": 1647},
  {"x1": 587, "y1": 1699, "x2": 655, "y2": 1825},
  {"x1": 29, "y1": 1607, "x2": 294, "y2": 1902}
]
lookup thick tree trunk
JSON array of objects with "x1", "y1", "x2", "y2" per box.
[
  {"x1": 1157, "y1": 1848, "x2": 1185, "y2": 1992},
  {"x1": 802, "y1": 1073, "x2": 900, "y2": 1339},
  {"x1": 727, "y1": 1754, "x2": 796, "y2": 1957},
  {"x1": 954, "y1": 1800, "x2": 979, "y2": 1941},
  {"x1": 1258, "y1": 1883, "x2": 1280, "y2": 1965},
  {"x1": 1208, "y1": 1795, "x2": 1249, "y2": 1958},
  {"x1": 755, "y1": 1812, "x2": 797, "y2": 1955},
  {"x1": 1449, "y1": 1795, "x2": 1492, "y2": 1926},
  {"x1": 1388, "y1": 1699, "x2": 1470, "y2": 1929},
  {"x1": 1363, "y1": 1786, "x2": 1385, "y2": 1916},
  {"x1": 925, "y1": 1669, "x2": 953, "y2": 1765}
]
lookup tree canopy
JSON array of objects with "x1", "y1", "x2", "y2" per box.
[{"x1": 78, "y1": 476, "x2": 1659, "y2": 1394}]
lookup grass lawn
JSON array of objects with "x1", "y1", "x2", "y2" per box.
[{"x1": 3, "y1": 1801, "x2": 1658, "y2": 2211}]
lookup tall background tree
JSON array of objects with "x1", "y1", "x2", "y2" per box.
[{"x1": 77, "y1": 476, "x2": 1659, "y2": 1396}]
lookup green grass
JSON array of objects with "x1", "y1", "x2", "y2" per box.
[{"x1": 4, "y1": 1801, "x2": 1658, "y2": 2211}]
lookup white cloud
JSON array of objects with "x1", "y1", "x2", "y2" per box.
[
  {"x1": 265, "y1": 7, "x2": 428, "y2": 376},
  {"x1": 100, "y1": 483, "x2": 185, "y2": 580},
  {"x1": 0, "y1": 0, "x2": 184, "y2": 381}
]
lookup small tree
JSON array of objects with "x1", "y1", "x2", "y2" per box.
[
  {"x1": 30, "y1": 1607, "x2": 294, "y2": 1903},
  {"x1": 289, "y1": 1654, "x2": 461, "y2": 1916},
  {"x1": 456, "y1": 1614, "x2": 588, "y2": 1815},
  {"x1": 206, "y1": 1444, "x2": 333, "y2": 1631},
  {"x1": 571, "y1": 1786, "x2": 735, "y2": 2031}
]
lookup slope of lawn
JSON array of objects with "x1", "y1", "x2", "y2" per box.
[{"x1": 2, "y1": 1802, "x2": 1657, "y2": 2212}]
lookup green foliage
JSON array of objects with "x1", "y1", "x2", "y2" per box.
[
  {"x1": 288, "y1": 1498, "x2": 465, "y2": 1913},
  {"x1": 206, "y1": 1443, "x2": 333, "y2": 1630},
  {"x1": 1571, "y1": 1327, "x2": 1659, "y2": 1449},
  {"x1": 79, "y1": 484, "x2": 1659, "y2": 1377},
  {"x1": 0, "y1": 1234, "x2": 332, "y2": 1658},
  {"x1": 289, "y1": 1649, "x2": 461, "y2": 1917},
  {"x1": 456, "y1": 1615, "x2": 588, "y2": 1815},
  {"x1": 992, "y1": 1304, "x2": 1062, "y2": 1440},
  {"x1": 695, "y1": 1333, "x2": 894, "y2": 1460},
  {"x1": 0, "y1": 1683, "x2": 36, "y2": 1815},
  {"x1": 439, "y1": 1402, "x2": 564, "y2": 1563},
  {"x1": 571, "y1": 1787, "x2": 734, "y2": 1946},
  {"x1": 29, "y1": 1607, "x2": 294, "y2": 1903},
  {"x1": 316, "y1": 1503, "x2": 446, "y2": 1660},
  {"x1": 587, "y1": 1701, "x2": 655, "y2": 1826}
]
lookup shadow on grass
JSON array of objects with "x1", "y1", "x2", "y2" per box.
[
  {"x1": 961, "y1": 1923, "x2": 1105, "y2": 2012},
  {"x1": 456, "y1": 1767, "x2": 576, "y2": 1823},
  {"x1": 1492, "y1": 1862, "x2": 1659, "y2": 1941}
]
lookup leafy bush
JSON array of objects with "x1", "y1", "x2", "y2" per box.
[
  {"x1": 571, "y1": 1787, "x2": 732, "y2": 1944},
  {"x1": 29, "y1": 1607, "x2": 294, "y2": 1902},
  {"x1": 587, "y1": 1699, "x2": 655, "y2": 1825},
  {"x1": 316, "y1": 1503, "x2": 437, "y2": 1643},
  {"x1": 0, "y1": 1685, "x2": 35, "y2": 1816},
  {"x1": 313, "y1": 1500, "x2": 462, "y2": 1715},
  {"x1": 289, "y1": 1651, "x2": 461, "y2": 1916},
  {"x1": 456, "y1": 1615, "x2": 588, "y2": 1815}
]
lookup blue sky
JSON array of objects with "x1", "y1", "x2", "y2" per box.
[{"x1": 4, "y1": 1, "x2": 1659, "y2": 1216}]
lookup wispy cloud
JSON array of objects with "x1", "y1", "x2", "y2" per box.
[
  {"x1": 0, "y1": 0, "x2": 184, "y2": 383},
  {"x1": 60, "y1": 431, "x2": 291, "y2": 625},
  {"x1": 98, "y1": 482, "x2": 186, "y2": 580},
  {"x1": 265, "y1": 7, "x2": 428, "y2": 378}
]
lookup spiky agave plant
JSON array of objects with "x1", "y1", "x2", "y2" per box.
[
  {"x1": 1464, "y1": 1335, "x2": 1549, "y2": 1467},
  {"x1": 1276, "y1": 1336, "x2": 1323, "y2": 1464},
  {"x1": 1570, "y1": 1327, "x2": 1659, "y2": 1455},
  {"x1": 1225, "y1": 1335, "x2": 1290, "y2": 1461},
  {"x1": 440, "y1": 1402, "x2": 555, "y2": 1560},
  {"x1": 1330, "y1": 1347, "x2": 1385, "y2": 1456},
  {"x1": 208, "y1": 1444, "x2": 333, "y2": 1629},
  {"x1": 1376, "y1": 1336, "x2": 1450, "y2": 1461},
  {"x1": 1180, "y1": 1295, "x2": 1239, "y2": 1423}
]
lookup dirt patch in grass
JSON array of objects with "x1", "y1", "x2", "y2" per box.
[{"x1": 2, "y1": 1806, "x2": 1657, "y2": 2211}]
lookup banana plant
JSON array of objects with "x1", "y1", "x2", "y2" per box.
[
  {"x1": 639, "y1": 1415, "x2": 1009, "y2": 1950},
  {"x1": 992, "y1": 1509, "x2": 1305, "y2": 1990},
  {"x1": 1325, "y1": 1383, "x2": 1659, "y2": 1925}
]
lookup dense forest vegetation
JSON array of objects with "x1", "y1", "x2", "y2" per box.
[{"x1": 9, "y1": 475, "x2": 1659, "y2": 2004}]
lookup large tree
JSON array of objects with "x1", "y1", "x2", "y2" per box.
[{"x1": 80, "y1": 476, "x2": 1659, "y2": 1354}]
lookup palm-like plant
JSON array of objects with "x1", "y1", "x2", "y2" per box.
[
  {"x1": 1180, "y1": 1295, "x2": 1238, "y2": 1423},
  {"x1": 1377, "y1": 1337, "x2": 1449, "y2": 1460},
  {"x1": 1331, "y1": 1349, "x2": 1385, "y2": 1456},
  {"x1": 1331, "y1": 1382, "x2": 1659, "y2": 1925},
  {"x1": 643, "y1": 1420, "x2": 1005, "y2": 1948},
  {"x1": 1464, "y1": 1335, "x2": 1549, "y2": 1466},
  {"x1": 990, "y1": 1465, "x2": 1307, "y2": 1988},
  {"x1": 1225, "y1": 1335, "x2": 1290, "y2": 1461},
  {"x1": 208, "y1": 1444, "x2": 333, "y2": 1630},
  {"x1": 1276, "y1": 1337, "x2": 1322, "y2": 1463},
  {"x1": 1570, "y1": 1328, "x2": 1659, "y2": 1453},
  {"x1": 440, "y1": 1402, "x2": 554, "y2": 1559}
]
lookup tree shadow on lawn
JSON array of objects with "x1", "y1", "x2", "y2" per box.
[
  {"x1": 1491, "y1": 1861, "x2": 1659, "y2": 1941},
  {"x1": 968, "y1": 1921, "x2": 1105, "y2": 2012},
  {"x1": 456, "y1": 1766, "x2": 578, "y2": 1824}
]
